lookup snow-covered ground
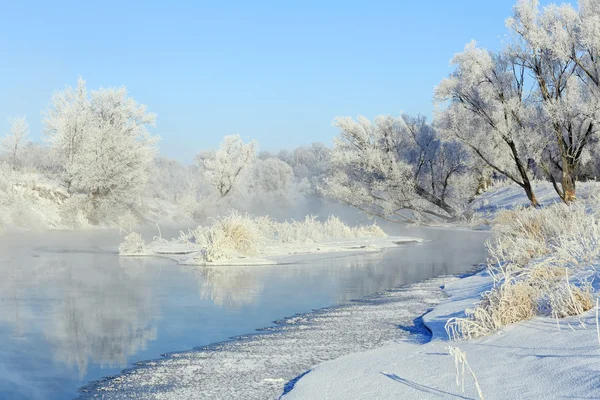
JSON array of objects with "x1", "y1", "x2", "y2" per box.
[{"x1": 283, "y1": 268, "x2": 600, "y2": 399}]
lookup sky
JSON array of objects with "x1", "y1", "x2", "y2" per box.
[{"x1": 0, "y1": 0, "x2": 563, "y2": 163}]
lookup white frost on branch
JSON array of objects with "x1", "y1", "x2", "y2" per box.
[
  {"x1": 197, "y1": 135, "x2": 257, "y2": 201},
  {"x1": 1, "y1": 116, "x2": 29, "y2": 170},
  {"x1": 324, "y1": 114, "x2": 474, "y2": 222}
]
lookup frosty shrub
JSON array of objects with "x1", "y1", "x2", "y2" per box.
[
  {"x1": 446, "y1": 273, "x2": 539, "y2": 340},
  {"x1": 447, "y1": 201, "x2": 600, "y2": 340},
  {"x1": 59, "y1": 194, "x2": 91, "y2": 228},
  {"x1": 547, "y1": 277, "x2": 594, "y2": 320},
  {"x1": 119, "y1": 232, "x2": 146, "y2": 255},
  {"x1": 175, "y1": 211, "x2": 387, "y2": 262},
  {"x1": 180, "y1": 211, "x2": 265, "y2": 261},
  {"x1": 490, "y1": 201, "x2": 600, "y2": 270}
]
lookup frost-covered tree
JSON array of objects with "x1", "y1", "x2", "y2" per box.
[
  {"x1": 44, "y1": 78, "x2": 158, "y2": 220},
  {"x1": 19, "y1": 142, "x2": 59, "y2": 174},
  {"x1": 325, "y1": 114, "x2": 473, "y2": 222},
  {"x1": 197, "y1": 135, "x2": 257, "y2": 200},
  {"x1": 435, "y1": 42, "x2": 542, "y2": 206},
  {"x1": 249, "y1": 157, "x2": 294, "y2": 199},
  {"x1": 506, "y1": 0, "x2": 600, "y2": 202},
  {"x1": 148, "y1": 156, "x2": 196, "y2": 201},
  {"x1": 73, "y1": 87, "x2": 158, "y2": 208},
  {"x1": 259, "y1": 142, "x2": 331, "y2": 196},
  {"x1": 44, "y1": 77, "x2": 90, "y2": 182},
  {"x1": 1, "y1": 116, "x2": 29, "y2": 170}
]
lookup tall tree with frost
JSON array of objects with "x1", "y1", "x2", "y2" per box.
[
  {"x1": 44, "y1": 77, "x2": 90, "y2": 187},
  {"x1": 507, "y1": 0, "x2": 600, "y2": 202},
  {"x1": 72, "y1": 87, "x2": 158, "y2": 208},
  {"x1": 44, "y1": 78, "x2": 158, "y2": 217},
  {"x1": 325, "y1": 114, "x2": 472, "y2": 222},
  {"x1": 197, "y1": 135, "x2": 257, "y2": 200},
  {"x1": 1, "y1": 116, "x2": 29, "y2": 170},
  {"x1": 435, "y1": 42, "x2": 542, "y2": 206}
]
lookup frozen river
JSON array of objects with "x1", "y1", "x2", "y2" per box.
[{"x1": 0, "y1": 225, "x2": 489, "y2": 399}]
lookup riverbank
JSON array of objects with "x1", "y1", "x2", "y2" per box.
[
  {"x1": 283, "y1": 182, "x2": 600, "y2": 399},
  {"x1": 283, "y1": 268, "x2": 600, "y2": 399}
]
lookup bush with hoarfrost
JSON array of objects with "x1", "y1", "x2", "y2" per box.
[
  {"x1": 181, "y1": 211, "x2": 265, "y2": 261},
  {"x1": 446, "y1": 201, "x2": 599, "y2": 340},
  {"x1": 119, "y1": 232, "x2": 146, "y2": 255},
  {"x1": 173, "y1": 211, "x2": 387, "y2": 262}
]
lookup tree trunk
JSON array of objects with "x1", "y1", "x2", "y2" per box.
[
  {"x1": 414, "y1": 186, "x2": 456, "y2": 218},
  {"x1": 522, "y1": 179, "x2": 539, "y2": 208},
  {"x1": 561, "y1": 157, "x2": 577, "y2": 203},
  {"x1": 507, "y1": 140, "x2": 538, "y2": 207}
]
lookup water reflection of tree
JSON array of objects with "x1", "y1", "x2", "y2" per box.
[
  {"x1": 0, "y1": 245, "x2": 158, "y2": 379},
  {"x1": 194, "y1": 267, "x2": 264, "y2": 308},
  {"x1": 46, "y1": 255, "x2": 157, "y2": 378}
]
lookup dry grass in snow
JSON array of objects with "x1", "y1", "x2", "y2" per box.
[
  {"x1": 446, "y1": 200, "x2": 599, "y2": 340},
  {"x1": 150, "y1": 210, "x2": 387, "y2": 262}
]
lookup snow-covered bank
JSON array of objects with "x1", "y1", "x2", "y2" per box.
[{"x1": 283, "y1": 269, "x2": 600, "y2": 399}]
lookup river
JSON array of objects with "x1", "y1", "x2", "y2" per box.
[{"x1": 0, "y1": 225, "x2": 489, "y2": 399}]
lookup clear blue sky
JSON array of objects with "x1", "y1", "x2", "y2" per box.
[{"x1": 0, "y1": 0, "x2": 561, "y2": 163}]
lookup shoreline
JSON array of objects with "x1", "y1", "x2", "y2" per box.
[
  {"x1": 76, "y1": 242, "x2": 484, "y2": 399},
  {"x1": 283, "y1": 267, "x2": 600, "y2": 399}
]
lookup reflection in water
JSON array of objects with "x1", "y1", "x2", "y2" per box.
[
  {"x1": 195, "y1": 267, "x2": 264, "y2": 308},
  {"x1": 46, "y1": 256, "x2": 157, "y2": 378},
  {"x1": 0, "y1": 237, "x2": 159, "y2": 399}
]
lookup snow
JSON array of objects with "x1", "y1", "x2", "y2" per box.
[
  {"x1": 283, "y1": 267, "x2": 600, "y2": 399},
  {"x1": 128, "y1": 236, "x2": 422, "y2": 266},
  {"x1": 469, "y1": 180, "x2": 600, "y2": 222}
]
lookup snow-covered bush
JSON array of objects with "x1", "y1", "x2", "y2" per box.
[
  {"x1": 446, "y1": 271, "x2": 539, "y2": 340},
  {"x1": 173, "y1": 211, "x2": 387, "y2": 262},
  {"x1": 119, "y1": 232, "x2": 146, "y2": 255},
  {"x1": 490, "y1": 201, "x2": 600, "y2": 270},
  {"x1": 180, "y1": 211, "x2": 265, "y2": 261},
  {"x1": 446, "y1": 201, "x2": 600, "y2": 340}
]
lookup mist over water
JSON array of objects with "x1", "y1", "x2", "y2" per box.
[{"x1": 0, "y1": 226, "x2": 489, "y2": 400}]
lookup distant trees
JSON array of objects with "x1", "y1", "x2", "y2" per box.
[
  {"x1": 325, "y1": 114, "x2": 473, "y2": 222},
  {"x1": 1, "y1": 116, "x2": 29, "y2": 170},
  {"x1": 196, "y1": 135, "x2": 257, "y2": 201},
  {"x1": 249, "y1": 157, "x2": 295, "y2": 201},
  {"x1": 44, "y1": 78, "x2": 158, "y2": 219}
]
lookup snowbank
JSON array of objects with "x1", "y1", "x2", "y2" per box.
[{"x1": 283, "y1": 268, "x2": 600, "y2": 399}]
